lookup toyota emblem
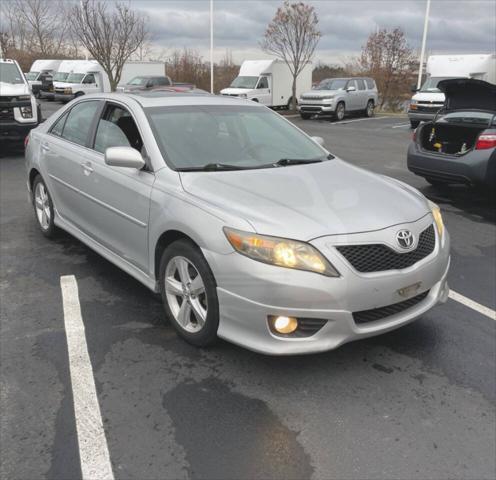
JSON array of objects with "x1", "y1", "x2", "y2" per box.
[{"x1": 396, "y1": 230, "x2": 415, "y2": 249}]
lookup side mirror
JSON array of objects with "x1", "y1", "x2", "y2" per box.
[
  {"x1": 346, "y1": 86, "x2": 356, "y2": 92},
  {"x1": 312, "y1": 136, "x2": 325, "y2": 147},
  {"x1": 411, "y1": 85, "x2": 419, "y2": 93},
  {"x1": 104, "y1": 146, "x2": 145, "y2": 169}
]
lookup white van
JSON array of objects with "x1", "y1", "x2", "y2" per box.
[
  {"x1": 220, "y1": 59, "x2": 312, "y2": 108},
  {"x1": 408, "y1": 53, "x2": 496, "y2": 128},
  {"x1": 53, "y1": 60, "x2": 165, "y2": 102},
  {"x1": 25, "y1": 59, "x2": 62, "y2": 97},
  {"x1": 41, "y1": 60, "x2": 79, "y2": 100}
]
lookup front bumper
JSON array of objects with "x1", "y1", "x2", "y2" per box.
[
  {"x1": 206, "y1": 216, "x2": 450, "y2": 355},
  {"x1": 407, "y1": 109, "x2": 440, "y2": 123},
  {"x1": 299, "y1": 103, "x2": 334, "y2": 115},
  {"x1": 0, "y1": 120, "x2": 38, "y2": 141},
  {"x1": 407, "y1": 142, "x2": 494, "y2": 186}
]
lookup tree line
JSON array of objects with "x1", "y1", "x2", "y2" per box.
[{"x1": 1, "y1": 0, "x2": 418, "y2": 110}]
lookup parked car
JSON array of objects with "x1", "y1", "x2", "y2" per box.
[
  {"x1": 299, "y1": 77, "x2": 378, "y2": 120},
  {"x1": 408, "y1": 79, "x2": 496, "y2": 187},
  {"x1": 408, "y1": 54, "x2": 496, "y2": 128},
  {"x1": 25, "y1": 91, "x2": 450, "y2": 355},
  {"x1": 0, "y1": 58, "x2": 41, "y2": 143},
  {"x1": 220, "y1": 59, "x2": 312, "y2": 108},
  {"x1": 53, "y1": 60, "x2": 165, "y2": 102},
  {"x1": 116, "y1": 75, "x2": 172, "y2": 93}
]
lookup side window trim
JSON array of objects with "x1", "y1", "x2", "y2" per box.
[{"x1": 49, "y1": 111, "x2": 69, "y2": 137}]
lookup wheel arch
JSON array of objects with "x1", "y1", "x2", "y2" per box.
[{"x1": 28, "y1": 168, "x2": 41, "y2": 191}]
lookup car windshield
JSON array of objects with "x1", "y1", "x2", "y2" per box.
[
  {"x1": 25, "y1": 72, "x2": 39, "y2": 81},
  {"x1": 0, "y1": 63, "x2": 25, "y2": 84},
  {"x1": 315, "y1": 79, "x2": 348, "y2": 90},
  {"x1": 53, "y1": 72, "x2": 69, "y2": 82},
  {"x1": 66, "y1": 73, "x2": 85, "y2": 83},
  {"x1": 146, "y1": 105, "x2": 329, "y2": 170},
  {"x1": 420, "y1": 77, "x2": 461, "y2": 92},
  {"x1": 229, "y1": 76, "x2": 259, "y2": 89},
  {"x1": 128, "y1": 76, "x2": 148, "y2": 86}
]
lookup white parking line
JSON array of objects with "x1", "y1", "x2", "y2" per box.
[
  {"x1": 449, "y1": 290, "x2": 496, "y2": 320},
  {"x1": 60, "y1": 275, "x2": 115, "y2": 480},
  {"x1": 392, "y1": 123, "x2": 411, "y2": 129},
  {"x1": 333, "y1": 116, "x2": 395, "y2": 125}
]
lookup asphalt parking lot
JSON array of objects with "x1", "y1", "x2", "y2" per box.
[{"x1": 1, "y1": 101, "x2": 495, "y2": 480}]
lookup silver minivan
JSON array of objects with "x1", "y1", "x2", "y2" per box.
[{"x1": 299, "y1": 77, "x2": 379, "y2": 120}]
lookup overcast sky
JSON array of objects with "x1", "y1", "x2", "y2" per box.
[{"x1": 133, "y1": 0, "x2": 495, "y2": 64}]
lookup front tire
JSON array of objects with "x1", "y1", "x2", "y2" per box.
[
  {"x1": 159, "y1": 239, "x2": 219, "y2": 347},
  {"x1": 335, "y1": 102, "x2": 345, "y2": 121},
  {"x1": 32, "y1": 175, "x2": 57, "y2": 238},
  {"x1": 300, "y1": 113, "x2": 311, "y2": 120}
]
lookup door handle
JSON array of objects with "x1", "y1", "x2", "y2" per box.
[
  {"x1": 81, "y1": 162, "x2": 94, "y2": 175},
  {"x1": 41, "y1": 143, "x2": 50, "y2": 152}
]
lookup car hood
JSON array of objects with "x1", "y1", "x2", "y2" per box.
[
  {"x1": 412, "y1": 91, "x2": 445, "y2": 102},
  {"x1": 180, "y1": 159, "x2": 429, "y2": 240},
  {"x1": 0, "y1": 82, "x2": 30, "y2": 96},
  {"x1": 301, "y1": 89, "x2": 342, "y2": 98},
  {"x1": 438, "y1": 78, "x2": 496, "y2": 112},
  {"x1": 220, "y1": 87, "x2": 253, "y2": 95}
]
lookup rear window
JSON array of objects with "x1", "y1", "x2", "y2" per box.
[
  {"x1": 439, "y1": 111, "x2": 494, "y2": 127},
  {"x1": 365, "y1": 78, "x2": 375, "y2": 90}
]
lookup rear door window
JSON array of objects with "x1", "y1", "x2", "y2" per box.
[
  {"x1": 356, "y1": 79, "x2": 366, "y2": 90},
  {"x1": 61, "y1": 101, "x2": 101, "y2": 147}
]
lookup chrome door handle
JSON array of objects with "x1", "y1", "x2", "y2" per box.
[
  {"x1": 41, "y1": 143, "x2": 50, "y2": 152},
  {"x1": 81, "y1": 162, "x2": 94, "y2": 174}
]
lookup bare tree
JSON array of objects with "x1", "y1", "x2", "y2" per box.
[
  {"x1": 261, "y1": 0, "x2": 321, "y2": 110},
  {"x1": 358, "y1": 28, "x2": 415, "y2": 110},
  {"x1": 71, "y1": 0, "x2": 148, "y2": 91}
]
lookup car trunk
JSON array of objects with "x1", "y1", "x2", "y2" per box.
[
  {"x1": 419, "y1": 78, "x2": 496, "y2": 156},
  {"x1": 419, "y1": 121, "x2": 486, "y2": 155}
]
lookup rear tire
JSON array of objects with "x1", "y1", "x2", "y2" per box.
[
  {"x1": 365, "y1": 100, "x2": 375, "y2": 117},
  {"x1": 335, "y1": 102, "x2": 345, "y2": 121},
  {"x1": 410, "y1": 120, "x2": 420, "y2": 129},
  {"x1": 159, "y1": 239, "x2": 219, "y2": 347}
]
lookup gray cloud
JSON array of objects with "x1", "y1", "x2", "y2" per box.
[{"x1": 134, "y1": 0, "x2": 495, "y2": 63}]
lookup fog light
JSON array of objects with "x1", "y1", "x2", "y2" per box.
[{"x1": 270, "y1": 315, "x2": 298, "y2": 334}]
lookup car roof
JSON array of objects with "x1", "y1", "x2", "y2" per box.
[{"x1": 79, "y1": 91, "x2": 262, "y2": 108}]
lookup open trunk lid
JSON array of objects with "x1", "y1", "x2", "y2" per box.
[{"x1": 438, "y1": 78, "x2": 496, "y2": 112}]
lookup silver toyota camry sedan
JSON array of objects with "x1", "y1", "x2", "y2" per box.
[{"x1": 25, "y1": 92, "x2": 450, "y2": 354}]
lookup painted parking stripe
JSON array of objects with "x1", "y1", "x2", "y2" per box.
[
  {"x1": 449, "y1": 290, "x2": 496, "y2": 320},
  {"x1": 392, "y1": 123, "x2": 411, "y2": 128},
  {"x1": 60, "y1": 275, "x2": 115, "y2": 480},
  {"x1": 333, "y1": 116, "x2": 396, "y2": 125}
]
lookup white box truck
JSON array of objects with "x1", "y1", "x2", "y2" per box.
[
  {"x1": 220, "y1": 59, "x2": 312, "y2": 108},
  {"x1": 25, "y1": 59, "x2": 63, "y2": 97},
  {"x1": 408, "y1": 53, "x2": 496, "y2": 127},
  {"x1": 53, "y1": 60, "x2": 165, "y2": 102}
]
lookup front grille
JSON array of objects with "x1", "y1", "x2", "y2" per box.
[
  {"x1": 336, "y1": 224, "x2": 435, "y2": 273},
  {"x1": 416, "y1": 105, "x2": 442, "y2": 112},
  {"x1": 353, "y1": 290, "x2": 430, "y2": 324},
  {"x1": 0, "y1": 107, "x2": 14, "y2": 123}
]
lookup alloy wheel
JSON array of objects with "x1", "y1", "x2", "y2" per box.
[
  {"x1": 336, "y1": 104, "x2": 345, "y2": 121},
  {"x1": 164, "y1": 256, "x2": 208, "y2": 333},
  {"x1": 367, "y1": 102, "x2": 374, "y2": 117},
  {"x1": 34, "y1": 182, "x2": 51, "y2": 230}
]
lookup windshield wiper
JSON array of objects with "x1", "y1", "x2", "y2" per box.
[
  {"x1": 177, "y1": 163, "x2": 250, "y2": 172},
  {"x1": 274, "y1": 156, "x2": 330, "y2": 167}
]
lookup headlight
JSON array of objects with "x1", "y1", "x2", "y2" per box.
[
  {"x1": 224, "y1": 227, "x2": 339, "y2": 277},
  {"x1": 20, "y1": 105, "x2": 33, "y2": 118},
  {"x1": 321, "y1": 95, "x2": 334, "y2": 100},
  {"x1": 428, "y1": 200, "x2": 444, "y2": 236}
]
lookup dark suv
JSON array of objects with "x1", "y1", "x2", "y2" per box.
[{"x1": 116, "y1": 76, "x2": 172, "y2": 93}]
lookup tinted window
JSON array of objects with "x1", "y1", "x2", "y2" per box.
[
  {"x1": 156, "y1": 77, "x2": 170, "y2": 86},
  {"x1": 50, "y1": 112, "x2": 68, "y2": 137},
  {"x1": 356, "y1": 79, "x2": 366, "y2": 90},
  {"x1": 94, "y1": 104, "x2": 143, "y2": 154},
  {"x1": 365, "y1": 78, "x2": 375, "y2": 89},
  {"x1": 61, "y1": 101, "x2": 100, "y2": 146},
  {"x1": 316, "y1": 79, "x2": 347, "y2": 90},
  {"x1": 257, "y1": 77, "x2": 269, "y2": 89}
]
